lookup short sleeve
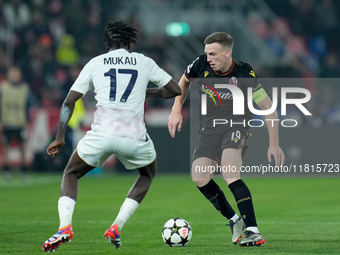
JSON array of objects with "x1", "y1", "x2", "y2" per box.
[
  {"x1": 184, "y1": 57, "x2": 200, "y2": 80},
  {"x1": 146, "y1": 57, "x2": 172, "y2": 87},
  {"x1": 242, "y1": 63, "x2": 261, "y2": 89},
  {"x1": 241, "y1": 63, "x2": 268, "y2": 103},
  {"x1": 70, "y1": 61, "x2": 93, "y2": 95}
]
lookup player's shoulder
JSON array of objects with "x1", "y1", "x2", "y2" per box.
[
  {"x1": 188, "y1": 54, "x2": 207, "y2": 65},
  {"x1": 235, "y1": 61, "x2": 256, "y2": 78},
  {"x1": 130, "y1": 51, "x2": 162, "y2": 69},
  {"x1": 85, "y1": 52, "x2": 107, "y2": 66},
  {"x1": 198, "y1": 54, "x2": 207, "y2": 63},
  {"x1": 129, "y1": 51, "x2": 146, "y2": 58},
  {"x1": 235, "y1": 61, "x2": 253, "y2": 71},
  {"x1": 187, "y1": 55, "x2": 207, "y2": 72}
]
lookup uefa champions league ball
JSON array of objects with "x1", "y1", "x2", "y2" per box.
[{"x1": 161, "y1": 218, "x2": 192, "y2": 247}]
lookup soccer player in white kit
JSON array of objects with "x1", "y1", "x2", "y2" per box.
[{"x1": 42, "y1": 21, "x2": 181, "y2": 252}]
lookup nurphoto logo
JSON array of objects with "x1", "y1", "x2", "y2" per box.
[{"x1": 200, "y1": 84, "x2": 312, "y2": 128}]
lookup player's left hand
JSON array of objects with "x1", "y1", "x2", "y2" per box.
[
  {"x1": 46, "y1": 140, "x2": 65, "y2": 158},
  {"x1": 168, "y1": 111, "x2": 183, "y2": 138},
  {"x1": 268, "y1": 145, "x2": 285, "y2": 166}
]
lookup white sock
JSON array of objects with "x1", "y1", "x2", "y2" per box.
[
  {"x1": 113, "y1": 198, "x2": 139, "y2": 232},
  {"x1": 246, "y1": 226, "x2": 260, "y2": 233},
  {"x1": 229, "y1": 213, "x2": 240, "y2": 222},
  {"x1": 58, "y1": 196, "x2": 76, "y2": 229}
]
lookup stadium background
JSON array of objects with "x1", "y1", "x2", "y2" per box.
[
  {"x1": 0, "y1": 0, "x2": 339, "y2": 174},
  {"x1": 1, "y1": 1, "x2": 340, "y2": 255}
]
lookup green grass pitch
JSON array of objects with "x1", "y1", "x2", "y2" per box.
[{"x1": 0, "y1": 173, "x2": 339, "y2": 255}]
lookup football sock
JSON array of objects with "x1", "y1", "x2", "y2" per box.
[
  {"x1": 197, "y1": 179, "x2": 235, "y2": 219},
  {"x1": 228, "y1": 179, "x2": 257, "y2": 228},
  {"x1": 246, "y1": 226, "x2": 260, "y2": 233},
  {"x1": 113, "y1": 198, "x2": 139, "y2": 232},
  {"x1": 20, "y1": 166, "x2": 28, "y2": 179},
  {"x1": 21, "y1": 165, "x2": 27, "y2": 173},
  {"x1": 2, "y1": 165, "x2": 11, "y2": 179},
  {"x1": 230, "y1": 213, "x2": 240, "y2": 223},
  {"x1": 58, "y1": 196, "x2": 76, "y2": 229}
]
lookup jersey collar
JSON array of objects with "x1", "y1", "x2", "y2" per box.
[
  {"x1": 213, "y1": 59, "x2": 236, "y2": 76},
  {"x1": 109, "y1": 48, "x2": 129, "y2": 53}
]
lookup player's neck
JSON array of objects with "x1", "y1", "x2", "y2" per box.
[
  {"x1": 109, "y1": 46, "x2": 129, "y2": 52},
  {"x1": 218, "y1": 59, "x2": 234, "y2": 73}
]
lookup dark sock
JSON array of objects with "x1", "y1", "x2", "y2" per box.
[
  {"x1": 21, "y1": 165, "x2": 28, "y2": 173},
  {"x1": 229, "y1": 179, "x2": 257, "y2": 227},
  {"x1": 198, "y1": 179, "x2": 235, "y2": 219},
  {"x1": 20, "y1": 165, "x2": 28, "y2": 178},
  {"x1": 2, "y1": 165, "x2": 11, "y2": 180}
]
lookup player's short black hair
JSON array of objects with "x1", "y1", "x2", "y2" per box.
[
  {"x1": 103, "y1": 21, "x2": 138, "y2": 50},
  {"x1": 204, "y1": 32, "x2": 233, "y2": 50}
]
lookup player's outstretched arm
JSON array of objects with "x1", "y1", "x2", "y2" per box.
[
  {"x1": 256, "y1": 96, "x2": 285, "y2": 166},
  {"x1": 46, "y1": 90, "x2": 83, "y2": 157},
  {"x1": 146, "y1": 79, "x2": 182, "y2": 99},
  {"x1": 168, "y1": 75, "x2": 190, "y2": 138}
]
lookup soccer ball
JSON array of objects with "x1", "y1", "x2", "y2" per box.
[{"x1": 161, "y1": 218, "x2": 192, "y2": 247}]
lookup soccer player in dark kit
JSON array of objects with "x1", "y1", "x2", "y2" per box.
[{"x1": 168, "y1": 32, "x2": 285, "y2": 246}]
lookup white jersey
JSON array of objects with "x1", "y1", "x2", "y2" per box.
[{"x1": 70, "y1": 48, "x2": 172, "y2": 139}]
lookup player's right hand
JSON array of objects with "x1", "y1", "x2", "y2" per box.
[
  {"x1": 168, "y1": 112, "x2": 183, "y2": 138},
  {"x1": 46, "y1": 140, "x2": 65, "y2": 157}
]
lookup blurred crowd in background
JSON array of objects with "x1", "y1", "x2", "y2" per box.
[
  {"x1": 1, "y1": 0, "x2": 340, "y2": 175},
  {"x1": 0, "y1": 0, "x2": 339, "y2": 119}
]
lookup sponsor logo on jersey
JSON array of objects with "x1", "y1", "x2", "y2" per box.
[
  {"x1": 204, "y1": 71, "x2": 209, "y2": 77},
  {"x1": 199, "y1": 84, "x2": 224, "y2": 107}
]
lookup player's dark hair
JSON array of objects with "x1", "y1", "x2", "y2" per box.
[
  {"x1": 103, "y1": 21, "x2": 139, "y2": 50},
  {"x1": 204, "y1": 32, "x2": 233, "y2": 50}
]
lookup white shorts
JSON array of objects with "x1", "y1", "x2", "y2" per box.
[{"x1": 77, "y1": 129, "x2": 156, "y2": 170}]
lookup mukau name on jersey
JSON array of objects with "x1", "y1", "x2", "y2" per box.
[{"x1": 104, "y1": 57, "x2": 137, "y2": 65}]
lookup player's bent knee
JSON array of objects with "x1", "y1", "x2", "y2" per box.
[
  {"x1": 63, "y1": 163, "x2": 94, "y2": 179},
  {"x1": 192, "y1": 177, "x2": 210, "y2": 188},
  {"x1": 62, "y1": 166, "x2": 80, "y2": 179},
  {"x1": 138, "y1": 160, "x2": 157, "y2": 180}
]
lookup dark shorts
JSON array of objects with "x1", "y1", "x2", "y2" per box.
[
  {"x1": 1, "y1": 127, "x2": 26, "y2": 144},
  {"x1": 193, "y1": 127, "x2": 250, "y2": 162}
]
